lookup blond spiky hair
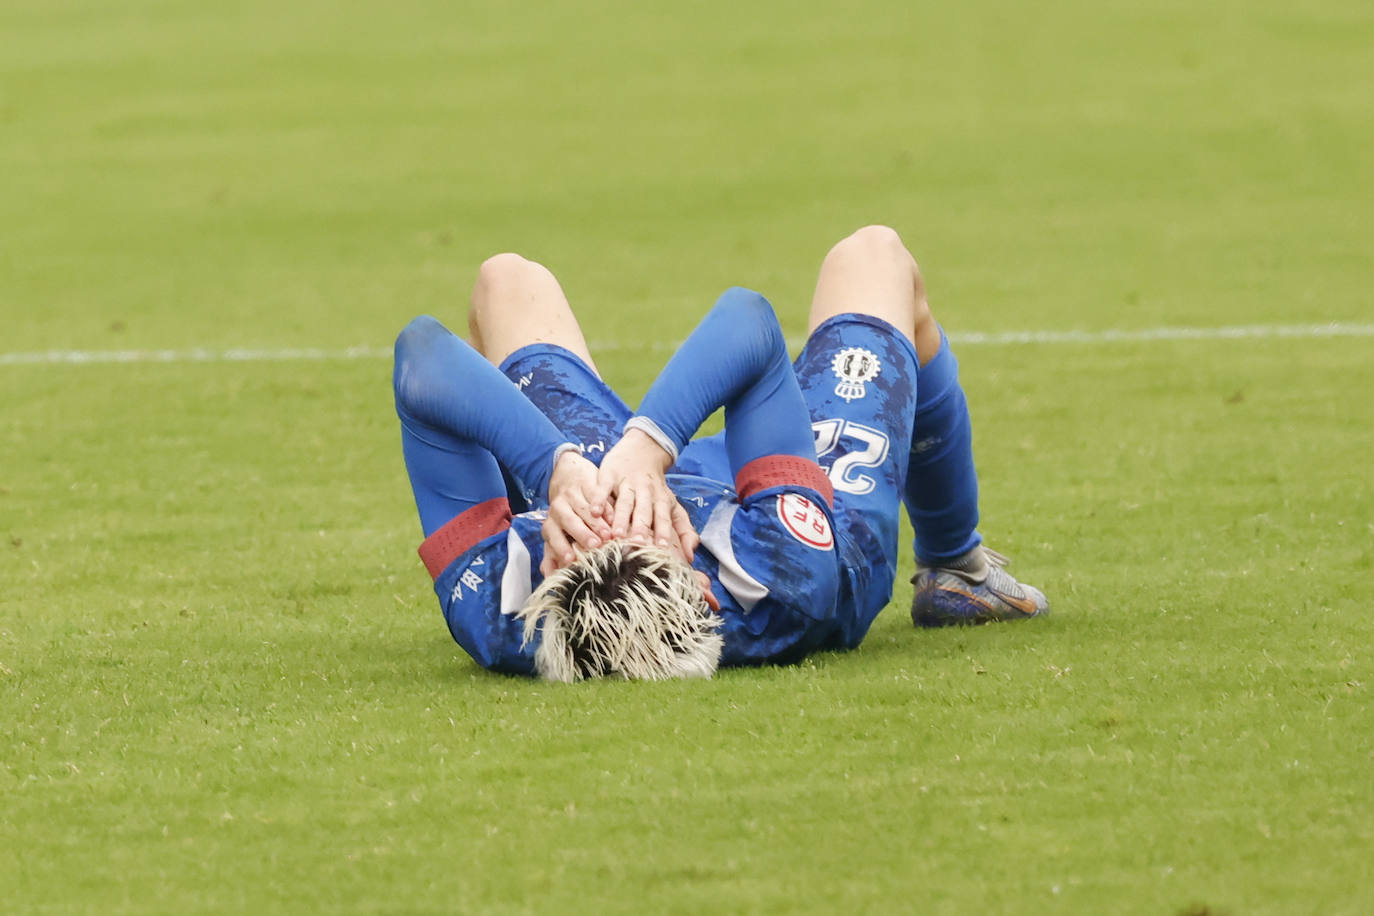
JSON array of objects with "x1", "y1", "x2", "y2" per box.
[{"x1": 513, "y1": 540, "x2": 723, "y2": 683}]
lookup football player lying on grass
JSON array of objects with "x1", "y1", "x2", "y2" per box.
[{"x1": 393, "y1": 225, "x2": 1047, "y2": 682}]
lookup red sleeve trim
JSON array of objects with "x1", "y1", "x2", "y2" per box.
[
  {"x1": 736, "y1": 455, "x2": 834, "y2": 508},
  {"x1": 417, "y1": 498, "x2": 513, "y2": 580}
]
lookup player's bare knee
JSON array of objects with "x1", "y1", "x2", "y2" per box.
[
  {"x1": 470, "y1": 253, "x2": 523, "y2": 338},
  {"x1": 846, "y1": 223, "x2": 905, "y2": 251},
  {"x1": 472, "y1": 252, "x2": 525, "y2": 311},
  {"x1": 471, "y1": 253, "x2": 556, "y2": 327},
  {"x1": 475, "y1": 251, "x2": 532, "y2": 287},
  {"x1": 826, "y1": 224, "x2": 910, "y2": 270},
  {"x1": 474, "y1": 252, "x2": 556, "y2": 298}
]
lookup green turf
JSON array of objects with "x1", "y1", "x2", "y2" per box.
[{"x1": 3, "y1": 0, "x2": 1372, "y2": 913}]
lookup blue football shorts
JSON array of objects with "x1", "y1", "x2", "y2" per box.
[{"x1": 496, "y1": 343, "x2": 632, "y2": 508}]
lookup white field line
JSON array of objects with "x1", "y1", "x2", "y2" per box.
[
  {"x1": 2, "y1": 323, "x2": 1371, "y2": 367},
  {"x1": 0, "y1": 345, "x2": 392, "y2": 366}
]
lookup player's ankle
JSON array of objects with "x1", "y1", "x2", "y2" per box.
[{"x1": 919, "y1": 544, "x2": 988, "y2": 582}]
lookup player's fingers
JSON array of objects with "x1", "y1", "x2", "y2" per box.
[
  {"x1": 611, "y1": 481, "x2": 635, "y2": 537},
  {"x1": 577, "y1": 484, "x2": 614, "y2": 539},
  {"x1": 657, "y1": 519, "x2": 685, "y2": 562},
  {"x1": 542, "y1": 530, "x2": 572, "y2": 571},
  {"x1": 587, "y1": 477, "x2": 614, "y2": 519},
  {"x1": 629, "y1": 480, "x2": 655, "y2": 541},
  {"x1": 671, "y1": 503, "x2": 698, "y2": 560},
  {"x1": 541, "y1": 517, "x2": 576, "y2": 570},
  {"x1": 553, "y1": 503, "x2": 601, "y2": 553},
  {"x1": 651, "y1": 493, "x2": 675, "y2": 549},
  {"x1": 694, "y1": 570, "x2": 720, "y2": 612},
  {"x1": 594, "y1": 456, "x2": 624, "y2": 498},
  {"x1": 560, "y1": 489, "x2": 609, "y2": 544}
]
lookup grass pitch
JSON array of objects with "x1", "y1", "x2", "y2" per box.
[{"x1": 3, "y1": 0, "x2": 1372, "y2": 913}]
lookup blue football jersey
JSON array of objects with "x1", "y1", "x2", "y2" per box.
[{"x1": 424, "y1": 458, "x2": 855, "y2": 673}]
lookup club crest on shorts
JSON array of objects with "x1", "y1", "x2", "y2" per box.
[
  {"x1": 777, "y1": 492, "x2": 834, "y2": 550},
  {"x1": 831, "y1": 347, "x2": 881, "y2": 401}
]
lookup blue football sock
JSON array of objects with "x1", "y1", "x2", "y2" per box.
[
  {"x1": 399, "y1": 417, "x2": 508, "y2": 537},
  {"x1": 903, "y1": 331, "x2": 982, "y2": 562},
  {"x1": 393, "y1": 315, "x2": 575, "y2": 535}
]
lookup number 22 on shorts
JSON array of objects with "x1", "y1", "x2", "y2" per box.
[{"x1": 811, "y1": 419, "x2": 890, "y2": 496}]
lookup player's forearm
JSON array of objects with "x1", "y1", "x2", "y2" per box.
[
  {"x1": 630, "y1": 287, "x2": 794, "y2": 459},
  {"x1": 394, "y1": 316, "x2": 575, "y2": 499}
]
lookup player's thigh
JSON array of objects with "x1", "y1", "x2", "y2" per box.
[
  {"x1": 469, "y1": 253, "x2": 600, "y2": 371},
  {"x1": 497, "y1": 344, "x2": 631, "y2": 469}
]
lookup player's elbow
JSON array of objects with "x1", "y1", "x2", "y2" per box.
[
  {"x1": 771, "y1": 561, "x2": 845, "y2": 661},
  {"x1": 803, "y1": 562, "x2": 843, "y2": 626},
  {"x1": 771, "y1": 554, "x2": 842, "y2": 633}
]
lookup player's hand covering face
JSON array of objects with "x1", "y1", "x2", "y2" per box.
[
  {"x1": 542, "y1": 432, "x2": 714, "y2": 608},
  {"x1": 592, "y1": 428, "x2": 699, "y2": 561},
  {"x1": 541, "y1": 451, "x2": 613, "y2": 576}
]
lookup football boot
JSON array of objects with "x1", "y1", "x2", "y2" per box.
[{"x1": 910, "y1": 545, "x2": 1049, "y2": 627}]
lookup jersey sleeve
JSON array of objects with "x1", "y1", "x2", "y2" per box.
[
  {"x1": 630, "y1": 287, "x2": 831, "y2": 506},
  {"x1": 394, "y1": 315, "x2": 577, "y2": 502},
  {"x1": 418, "y1": 502, "x2": 544, "y2": 676}
]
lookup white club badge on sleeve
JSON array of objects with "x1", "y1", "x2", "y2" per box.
[
  {"x1": 831, "y1": 347, "x2": 881, "y2": 401},
  {"x1": 777, "y1": 493, "x2": 834, "y2": 550}
]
